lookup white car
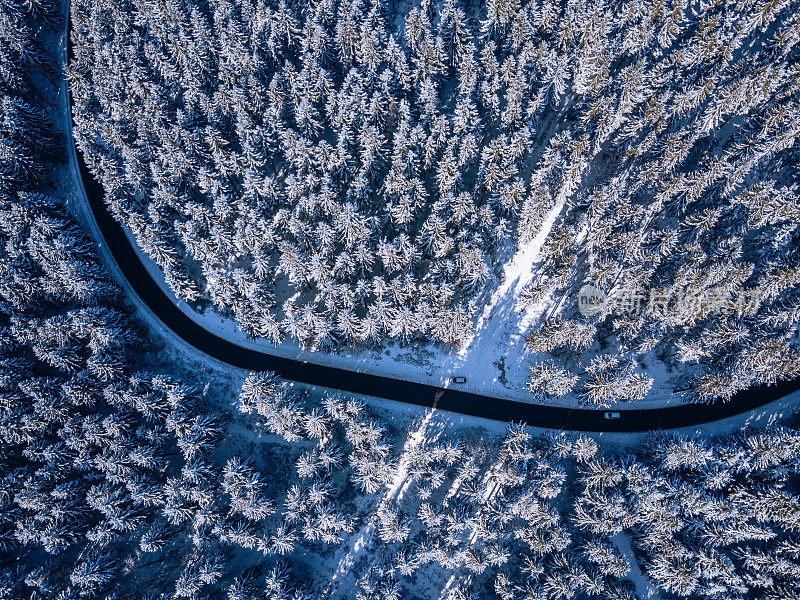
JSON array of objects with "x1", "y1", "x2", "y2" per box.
[
  {"x1": 604, "y1": 412, "x2": 621, "y2": 420},
  {"x1": 450, "y1": 376, "x2": 467, "y2": 384}
]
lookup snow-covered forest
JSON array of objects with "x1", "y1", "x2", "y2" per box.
[
  {"x1": 6, "y1": 0, "x2": 800, "y2": 596},
  {"x1": 68, "y1": 0, "x2": 800, "y2": 402},
  {"x1": 5, "y1": 172, "x2": 800, "y2": 600},
  {"x1": 9, "y1": 281, "x2": 800, "y2": 600}
]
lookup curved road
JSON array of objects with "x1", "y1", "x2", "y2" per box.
[{"x1": 65, "y1": 24, "x2": 800, "y2": 433}]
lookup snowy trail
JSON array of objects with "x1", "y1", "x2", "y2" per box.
[
  {"x1": 471, "y1": 197, "x2": 568, "y2": 341},
  {"x1": 613, "y1": 532, "x2": 663, "y2": 599},
  {"x1": 323, "y1": 411, "x2": 440, "y2": 598},
  {"x1": 434, "y1": 198, "x2": 567, "y2": 390},
  {"x1": 385, "y1": 410, "x2": 439, "y2": 501}
]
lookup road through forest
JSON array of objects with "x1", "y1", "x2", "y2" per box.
[{"x1": 65, "y1": 16, "x2": 800, "y2": 432}]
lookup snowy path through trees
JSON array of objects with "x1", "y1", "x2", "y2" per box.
[
  {"x1": 323, "y1": 411, "x2": 440, "y2": 598},
  {"x1": 435, "y1": 196, "x2": 569, "y2": 401},
  {"x1": 471, "y1": 198, "x2": 567, "y2": 338}
]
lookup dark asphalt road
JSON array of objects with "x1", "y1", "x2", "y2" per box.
[{"x1": 66, "y1": 29, "x2": 800, "y2": 432}]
